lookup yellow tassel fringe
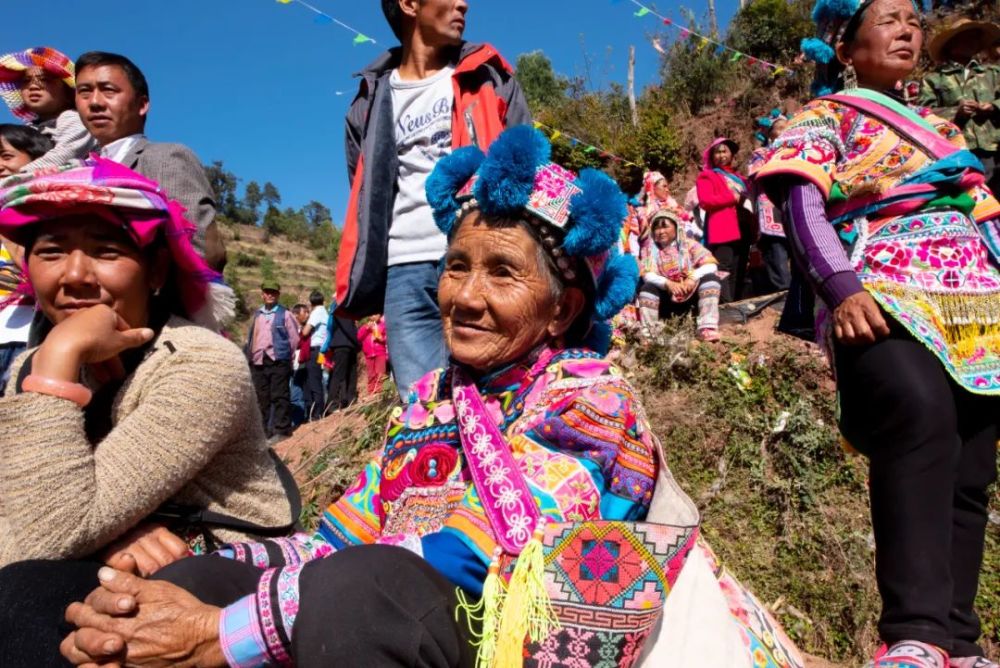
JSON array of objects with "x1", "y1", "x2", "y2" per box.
[{"x1": 456, "y1": 526, "x2": 560, "y2": 668}]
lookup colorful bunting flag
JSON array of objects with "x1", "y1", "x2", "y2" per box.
[
  {"x1": 531, "y1": 122, "x2": 642, "y2": 169},
  {"x1": 622, "y1": 0, "x2": 790, "y2": 76},
  {"x1": 276, "y1": 0, "x2": 378, "y2": 46}
]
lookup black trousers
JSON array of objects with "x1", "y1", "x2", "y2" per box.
[
  {"x1": 251, "y1": 357, "x2": 293, "y2": 435},
  {"x1": 708, "y1": 240, "x2": 750, "y2": 303},
  {"x1": 303, "y1": 347, "x2": 325, "y2": 422},
  {"x1": 0, "y1": 559, "x2": 102, "y2": 667},
  {"x1": 0, "y1": 547, "x2": 474, "y2": 667},
  {"x1": 325, "y1": 347, "x2": 358, "y2": 413},
  {"x1": 159, "y1": 545, "x2": 474, "y2": 667},
  {"x1": 758, "y1": 236, "x2": 791, "y2": 292},
  {"x1": 835, "y1": 325, "x2": 998, "y2": 656}
]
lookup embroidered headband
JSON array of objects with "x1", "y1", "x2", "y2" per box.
[
  {"x1": 0, "y1": 158, "x2": 234, "y2": 330},
  {"x1": 426, "y1": 125, "x2": 639, "y2": 354}
]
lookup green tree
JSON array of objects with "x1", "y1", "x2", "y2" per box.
[
  {"x1": 262, "y1": 182, "x2": 282, "y2": 210},
  {"x1": 260, "y1": 255, "x2": 277, "y2": 284},
  {"x1": 728, "y1": 0, "x2": 813, "y2": 65},
  {"x1": 515, "y1": 51, "x2": 569, "y2": 113},
  {"x1": 204, "y1": 161, "x2": 239, "y2": 219},
  {"x1": 243, "y1": 181, "x2": 263, "y2": 225},
  {"x1": 302, "y1": 201, "x2": 332, "y2": 229}
]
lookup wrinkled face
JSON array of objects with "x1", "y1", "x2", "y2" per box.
[
  {"x1": 19, "y1": 66, "x2": 73, "y2": 119},
  {"x1": 261, "y1": 289, "x2": 279, "y2": 307},
  {"x1": 409, "y1": 0, "x2": 468, "y2": 47},
  {"x1": 711, "y1": 143, "x2": 733, "y2": 168},
  {"x1": 27, "y1": 217, "x2": 165, "y2": 328},
  {"x1": 439, "y1": 213, "x2": 573, "y2": 372},
  {"x1": 76, "y1": 64, "x2": 149, "y2": 146},
  {"x1": 653, "y1": 179, "x2": 671, "y2": 201},
  {"x1": 0, "y1": 137, "x2": 33, "y2": 177},
  {"x1": 768, "y1": 119, "x2": 788, "y2": 142},
  {"x1": 652, "y1": 220, "x2": 678, "y2": 247},
  {"x1": 839, "y1": 0, "x2": 922, "y2": 89}
]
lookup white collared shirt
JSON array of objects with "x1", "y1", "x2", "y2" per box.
[{"x1": 100, "y1": 134, "x2": 146, "y2": 163}]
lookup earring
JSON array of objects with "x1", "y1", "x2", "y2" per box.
[{"x1": 842, "y1": 63, "x2": 858, "y2": 91}]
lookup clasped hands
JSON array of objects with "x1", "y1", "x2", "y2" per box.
[
  {"x1": 60, "y1": 554, "x2": 225, "y2": 668},
  {"x1": 956, "y1": 99, "x2": 995, "y2": 120}
]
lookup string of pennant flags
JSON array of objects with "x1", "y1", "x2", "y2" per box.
[
  {"x1": 532, "y1": 121, "x2": 643, "y2": 169},
  {"x1": 619, "y1": 0, "x2": 789, "y2": 76},
  {"x1": 275, "y1": 0, "x2": 378, "y2": 46}
]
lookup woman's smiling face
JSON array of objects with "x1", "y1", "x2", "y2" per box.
[{"x1": 438, "y1": 212, "x2": 582, "y2": 372}]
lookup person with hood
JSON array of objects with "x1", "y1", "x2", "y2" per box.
[
  {"x1": 334, "y1": 0, "x2": 531, "y2": 400},
  {"x1": 696, "y1": 137, "x2": 753, "y2": 302}
]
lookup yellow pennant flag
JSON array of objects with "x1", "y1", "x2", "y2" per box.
[
  {"x1": 533, "y1": 121, "x2": 543, "y2": 130},
  {"x1": 550, "y1": 131, "x2": 562, "y2": 141},
  {"x1": 276, "y1": 0, "x2": 293, "y2": 4}
]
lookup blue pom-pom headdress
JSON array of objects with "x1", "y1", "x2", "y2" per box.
[{"x1": 425, "y1": 125, "x2": 638, "y2": 354}]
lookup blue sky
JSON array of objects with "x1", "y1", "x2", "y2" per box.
[{"x1": 4, "y1": 0, "x2": 741, "y2": 222}]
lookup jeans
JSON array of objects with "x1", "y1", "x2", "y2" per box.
[
  {"x1": 835, "y1": 323, "x2": 998, "y2": 656},
  {"x1": 384, "y1": 261, "x2": 447, "y2": 400},
  {"x1": 290, "y1": 366, "x2": 306, "y2": 426}
]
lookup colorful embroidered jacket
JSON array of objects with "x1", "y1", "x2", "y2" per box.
[
  {"x1": 750, "y1": 96, "x2": 1000, "y2": 261},
  {"x1": 640, "y1": 235, "x2": 717, "y2": 284},
  {"x1": 750, "y1": 92, "x2": 1000, "y2": 395},
  {"x1": 217, "y1": 347, "x2": 658, "y2": 667}
]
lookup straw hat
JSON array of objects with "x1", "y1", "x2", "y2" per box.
[{"x1": 927, "y1": 18, "x2": 1000, "y2": 64}]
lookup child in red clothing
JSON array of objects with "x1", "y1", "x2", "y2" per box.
[{"x1": 358, "y1": 316, "x2": 388, "y2": 395}]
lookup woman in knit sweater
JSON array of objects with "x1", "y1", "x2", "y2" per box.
[{"x1": 0, "y1": 158, "x2": 295, "y2": 667}]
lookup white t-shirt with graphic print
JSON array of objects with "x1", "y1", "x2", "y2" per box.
[{"x1": 388, "y1": 65, "x2": 455, "y2": 266}]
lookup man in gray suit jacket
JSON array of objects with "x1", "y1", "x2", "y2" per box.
[{"x1": 74, "y1": 51, "x2": 226, "y2": 270}]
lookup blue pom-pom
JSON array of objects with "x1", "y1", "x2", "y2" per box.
[
  {"x1": 594, "y1": 252, "x2": 640, "y2": 321},
  {"x1": 426, "y1": 146, "x2": 486, "y2": 235},
  {"x1": 811, "y1": 81, "x2": 835, "y2": 96},
  {"x1": 475, "y1": 125, "x2": 550, "y2": 217},
  {"x1": 801, "y1": 37, "x2": 835, "y2": 64},
  {"x1": 811, "y1": 0, "x2": 859, "y2": 23},
  {"x1": 564, "y1": 169, "x2": 628, "y2": 257},
  {"x1": 582, "y1": 320, "x2": 613, "y2": 356}
]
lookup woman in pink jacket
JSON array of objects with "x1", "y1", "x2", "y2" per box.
[{"x1": 695, "y1": 137, "x2": 752, "y2": 302}]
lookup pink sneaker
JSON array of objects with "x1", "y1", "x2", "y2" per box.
[
  {"x1": 696, "y1": 328, "x2": 720, "y2": 342},
  {"x1": 872, "y1": 641, "x2": 948, "y2": 668},
  {"x1": 950, "y1": 658, "x2": 999, "y2": 668}
]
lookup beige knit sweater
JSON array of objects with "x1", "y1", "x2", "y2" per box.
[{"x1": 0, "y1": 316, "x2": 293, "y2": 566}]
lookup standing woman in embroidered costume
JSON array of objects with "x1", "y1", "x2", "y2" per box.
[
  {"x1": 751, "y1": 0, "x2": 1000, "y2": 665},
  {"x1": 57, "y1": 127, "x2": 805, "y2": 668},
  {"x1": 752, "y1": 110, "x2": 793, "y2": 293}
]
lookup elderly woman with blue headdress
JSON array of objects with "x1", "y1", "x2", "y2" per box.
[
  {"x1": 751, "y1": 0, "x2": 1000, "y2": 665},
  {"x1": 58, "y1": 127, "x2": 804, "y2": 668}
]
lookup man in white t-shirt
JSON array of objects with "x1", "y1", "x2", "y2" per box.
[
  {"x1": 334, "y1": 0, "x2": 531, "y2": 399},
  {"x1": 299, "y1": 290, "x2": 330, "y2": 421}
]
